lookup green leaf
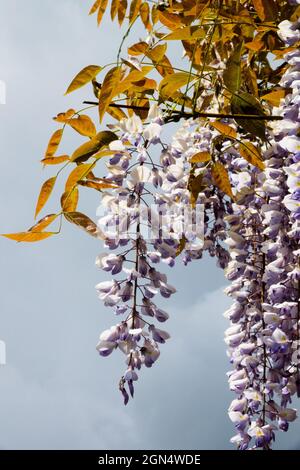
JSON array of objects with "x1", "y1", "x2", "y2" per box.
[
  {"x1": 231, "y1": 92, "x2": 267, "y2": 141},
  {"x1": 223, "y1": 42, "x2": 243, "y2": 94},
  {"x1": 71, "y1": 131, "x2": 118, "y2": 162}
]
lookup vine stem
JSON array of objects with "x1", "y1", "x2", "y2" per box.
[{"x1": 82, "y1": 101, "x2": 283, "y2": 121}]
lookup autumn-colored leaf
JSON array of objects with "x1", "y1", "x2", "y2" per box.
[
  {"x1": 68, "y1": 115, "x2": 96, "y2": 138},
  {"x1": 2, "y1": 232, "x2": 54, "y2": 242},
  {"x1": 65, "y1": 65, "x2": 102, "y2": 95},
  {"x1": 223, "y1": 41, "x2": 243, "y2": 94},
  {"x1": 65, "y1": 163, "x2": 95, "y2": 193},
  {"x1": 53, "y1": 109, "x2": 76, "y2": 123},
  {"x1": 44, "y1": 129, "x2": 63, "y2": 157},
  {"x1": 128, "y1": 41, "x2": 148, "y2": 56},
  {"x1": 129, "y1": 0, "x2": 142, "y2": 24},
  {"x1": 97, "y1": 0, "x2": 109, "y2": 25},
  {"x1": 78, "y1": 180, "x2": 118, "y2": 191},
  {"x1": 190, "y1": 151, "x2": 211, "y2": 163},
  {"x1": 118, "y1": 0, "x2": 127, "y2": 25},
  {"x1": 262, "y1": 89, "x2": 286, "y2": 107},
  {"x1": 98, "y1": 67, "x2": 122, "y2": 122},
  {"x1": 110, "y1": 0, "x2": 120, "y2": 19},
  {"x1": 61, "y1": 188, "x2": 79, "y2": 212},
  {"x1": 71, "y1": 131, "x2": 118, "y2": 162},
  {"x1": 252, "y1": 0, "x2": 278, "y2": 21},
  {"x1": 211, "y1": 162, "x2": 234, "y2": 199},
  {"x1": 211, "y1": 121, "x2": 237, "y2": 139},
  {"x1": 41, "y1": 155, "x2": 70, "y2": 166},
  {"x1": 188, "y1": 173, "x2": 205, "y2": 207},
  {"x1": 140, "y1": 2, "x2": 151, "y2": 30},
  {"x1": 35, "y1": 176, "x2": 57, "y2": 219},
  {"x1": 29, "y1": 214, "x2": 58, "y2": 232},
  {"x1": 231, "y1": 92, "x2": 267, "y2": 140},
  {"x1": 89, "y1": 0, "x2": 101, "y2": 15},
  {"x1": 159, "y1": 72, "x2": 194, "y2": 99},
  {"x1": 239, "y1": 141, "x2": 265, "y2": 170},
  {"x1": 64, "y1": 211, "x2": 99, "y2": 238},
  {"x1": 176, "y1": 236, "x2": 187, "y2": 257}
]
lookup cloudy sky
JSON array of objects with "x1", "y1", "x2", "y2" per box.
[{"x1": 0, "y1": 0, "x2": 299, "y2": 450}]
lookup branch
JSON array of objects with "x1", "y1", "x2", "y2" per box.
[{"x1": 83, "y1": 101, "x2": 283, "y2": 121}]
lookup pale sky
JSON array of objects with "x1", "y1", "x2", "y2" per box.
[{"x1": 0, "y1": 0, "x2": 299, "y2": 450}]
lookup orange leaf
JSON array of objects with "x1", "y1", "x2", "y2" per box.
[
  {"x1": 89, "y1": 0, "x2": 101, "y2": 14},
  {"x1": 238, "y1": 142, "x2": 265, "y2": 170},
  {"x1": 97, "y1": 0, "x2": 109, "y2": 25},
  {"x1": 140, "y1": 2, "x2": 151, "y2": 30},
  {"x1": 35, "y1": 177, "x2": 57, "y2": 219},
  {"x1": 190, "y1": 151, "x2": 211, "y2": 163},
  {"x1": 252, "y1": 0, "x2": 278, "y2": 21},
  {"x1": 211, "y1": 162, "x2": 234, "y2": 199},
  {"x1": 2, "y1": 232, "x2": 54, "y2": 242},
  {"x1": 78, "y1": 180, "x2": 118, "y2": 190},
  {"x1": 65, "y1": 65, "x2": 102, "y2": 94},
  {"x1": 129, "y1": 0, "x2": 142, "y2": 24},
  {"x1": 65, "y1": 163, "x2": 95, "y2": 192},
  {"x1": 53, "y1": 109, "x2": 76, "y2": 123},
  {"x1": 111, "y1": 0, "x2": 120, "y2": 19},
  {"x1": 41, "y1": 155, "x2": 70, "y2": 166},
  {"x1": 262, "y1": 89, "x2": 286, "y2": 107},
  {"x1": 29, "y1": 214, "x2": 58, "y2": 232},
  {"x1": 61, "y1": 188, "x2": 79, "y2": 212},
  {"x1": 118, "y1": 0, "x2": 127, "y2": 25},
  {"x1": 68, "y1": 115, "x2": 96, "y2": 137},
  {"x1": 45, "y1": 129, "x2": 63, "y2": 157},
  {"x1": 98, "y1": 67, "x2": 122, "y2": 122},
  {"x1": 211, "y1": 121, "x2": 237, "y2": 139}
]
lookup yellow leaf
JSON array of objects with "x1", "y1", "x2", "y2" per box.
[
  {"x1": 61, "y1": 188, "x2": 79, "y2": 212},
  {"x1": 164, "y1": 26, "x2": 205, "y2": 41},
  {"x1": 65, "y1": 65, "x2": 102, "y2": 95},
  {"x1": 129, "y1": 0, "x2": 142, "y2": 24},
  {"x1": 159, "y1": 72, "x2": 194, "y2": 99},
  {"x1": 262, "y1": 89, "x2": 286, "y2": 107},
  {"x1": 98, "y1": 67, "x2": 122, "y2": 122},
  {"x1": 118, "y1": 0, "x2": 127, "y2": 25},
  {"x1": 158, "y1": 10, "x2": 182, "y2": 29},
  {"x1": 244, "y1": 40, "x2": 265, "y2": 51},
  {"x1": 29, "y1": 214, "x2": 58, "y2": 232},
  {"x1": 211, "y1": 162, "x2": 234, "y2": 199},
  {"x1": 41, "y1": 155, "x2": 70, "y2": 166},
  {"x1": 97, "y1": 0, "x2": 109, "y2": 25},
  {"x1": 176, "y1": 237, "x2": 187, "y2": 257},
  {"x1": 239, "y1": 142, "x2": 265, "y2": 170},
  {"x1": 140, "y1": 2, "x2": 151, "y2": 30},
  {"x1": 68, "y1": 115, "x2": 96, "y2": 138},
  {"x1": 2, "y1": 232, "x2": 54, "y2": 242},
  {"x1": 71, "y1": 131, "x2": 118, "y2": 162},
  {"x1": 111, "y1": 0, "x2": 120, "y2": 19},
  {"x1": 147, "y1": 43, "x2": 167, "y2": 63},
  {"x1": 45, "y1": 129, "x2": 63, "y2": 157},
  {"x1": 190, "y1": 151, "x2": 211, "y2": 163},
  {"x1": 128, "y1": 41, "x2": 148, "y2": 56},
  {"x1": 188, "y1": 173, "x2": 205, "y2": 207},
  {"x1": 65, "y1": 163, "x2": 95, "y2": 193},
  {"x1": 252, "y1": 0, "x2": 278, "y2": 21},
  {"x1": 35, "y1": 177, "x2": 57, "y2": 219},
  {"x1": 89, "y1": 0, "x2": 101, "y2": 15},
  {"x1": 64, "y1": 212, "x2": 99, "y2": 238},
  {"x1": 53, "y1": 109, "x2": 76, "y2": 123},
  {"x1": 211, "y1": 121, "x2": 237, "y2": 139}
]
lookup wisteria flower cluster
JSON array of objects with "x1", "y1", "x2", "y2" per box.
[{"x1": 91, "y1": 11, "x2": 300, "y2": 450}]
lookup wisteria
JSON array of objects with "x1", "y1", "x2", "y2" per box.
[
  {"x1": 91, "y1": 15, "x2": 300, "y2": 449},
  {"x1": 8, "y1": 0, "x2": 300, "y2": 451}
]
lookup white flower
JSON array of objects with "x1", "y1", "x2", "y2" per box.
[{"x1": 279, "y1": 135, "x2": 300, "y2": 153}]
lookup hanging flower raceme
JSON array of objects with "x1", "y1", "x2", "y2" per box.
[{"x1": 224, "y1": 19, "x2": 300, "y2": 449}]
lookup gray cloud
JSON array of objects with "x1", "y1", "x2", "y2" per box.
[{"x1": 0, "y1": 0, "x2": 299, "y2": 450}]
